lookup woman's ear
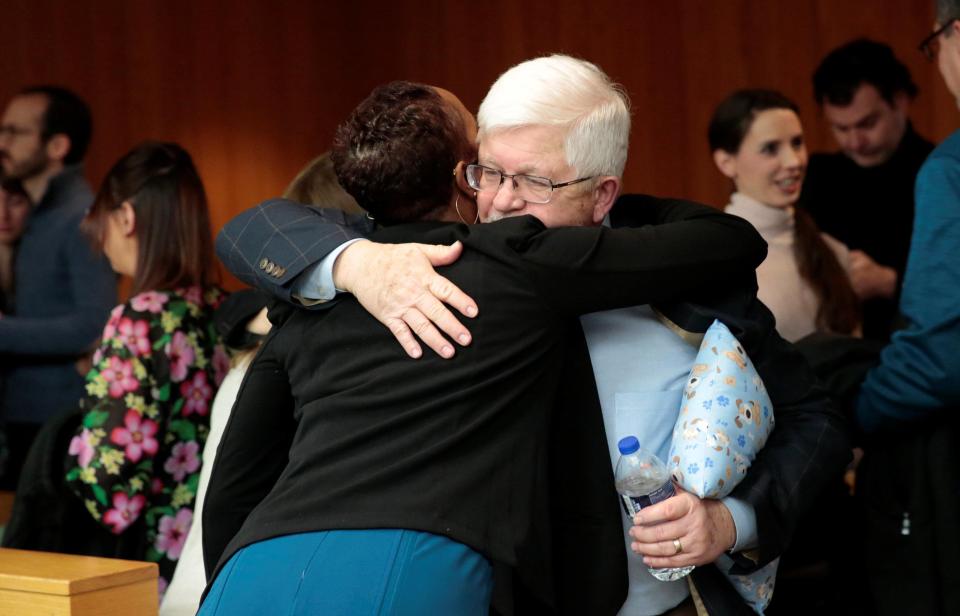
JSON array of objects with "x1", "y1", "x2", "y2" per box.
[
  {"x1": 713, "y1": 149, "x2": 737, "y2": 180},
  {"x1": 118, "y1": 201, "x2": 137, "y2": 236},
  {"x1": 453, "y1": 161, "x2": 473, "y2": 194},
  {"x1": 452, "y1": 161, "x2": 479, "y2": 223}
]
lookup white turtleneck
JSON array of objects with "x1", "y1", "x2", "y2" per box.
[{"x1": 725, "y1": 192, "x2": 850, "y2": 342}]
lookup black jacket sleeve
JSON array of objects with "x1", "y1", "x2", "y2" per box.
[
  {"x1": 201, "y1": 326, "x2": 298, "y2": 578},
  {"x1": 463, "y1": 197, "x2": 767, "y2": 317}
]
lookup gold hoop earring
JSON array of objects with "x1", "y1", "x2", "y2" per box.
[{"x1": 455, "y1": 194, "x2": 479, "y2": 224}]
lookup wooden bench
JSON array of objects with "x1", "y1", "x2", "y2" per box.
[
  {"x1": 0, "y1": 548, "x2": 157, "y2": 615},
  {"x1": 0, "y1": 491, "x2": 14, "y2": 527}
]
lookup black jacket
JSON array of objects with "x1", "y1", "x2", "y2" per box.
[
  {"x1": 204, "y1": 199, "x2": 765, "y2": 586},
  {"x1": 800, "y1": 125, "x2": 935, "y2": 341},
  {"x1": 211, "y1": 195, "x2": 849, "y2": 615}
]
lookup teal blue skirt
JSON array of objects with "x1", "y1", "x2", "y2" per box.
[{"x1": 199, "y1": 529, "x2": 492, "y2": 615}]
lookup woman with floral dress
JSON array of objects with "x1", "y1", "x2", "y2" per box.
[{"x1": 65, "y1": 141, "x2": 227, "y2": 596}]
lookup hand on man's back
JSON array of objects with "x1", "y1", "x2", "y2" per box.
[{"x1": 333, "y1": 240, "x2": 478, "y2": 359}]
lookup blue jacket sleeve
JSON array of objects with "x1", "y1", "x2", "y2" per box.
[
  {"x1": 857, "y1": 150, "x2": 960, "y2": 431},
  {"x1": 215, "y1": 199, "x2": 373, "y2": 305},
  {"x1": 0, "y1": 217, "x2": 115, "y2": 355}
]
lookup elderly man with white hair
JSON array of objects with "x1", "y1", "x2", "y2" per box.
[{"x1": 215, "y1": 56, "x2": 848, "y2": 615}]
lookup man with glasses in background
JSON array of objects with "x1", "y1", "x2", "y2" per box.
[
  {"x1": 217, "y1": 57, "x2": 847, "y2": 614},
  {"x1": 849, "y1": 7, "x2": 960, "y2": 614},
  {"x1": 0, "y1": 86, "x2": 115, "y2": 489}
]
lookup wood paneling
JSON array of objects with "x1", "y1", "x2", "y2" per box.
[{"x1": 0, "y1": 1, "x2": 945, "y2": 289}]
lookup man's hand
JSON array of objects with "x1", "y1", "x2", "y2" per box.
[
  {"x1": 332, "y1": 240, "x2": 477, "y2": 359},
  {"x1": 849, "y1": 249, "x2": 897, "y2": 300},
  {"x1": 628, "y1": 487, "x2": 736, "y2": 569}
]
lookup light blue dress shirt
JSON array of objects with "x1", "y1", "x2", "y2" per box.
[
  {"x1": 582, "y1": 305, "x2": 756, "y2": 615},
  {"x1": 291, "y1": 238, "x2": 366, "y2": 302}
]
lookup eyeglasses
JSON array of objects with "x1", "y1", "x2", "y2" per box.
[
  {"x1": 465, "y1": 164, "x2": 594, "y2": 205},
  {"x1": 0, "y1": 124, "x2": 39, "y2": 140},
  {"x1": 919, "y1": 18, "x2": 958, "y2": 61}
]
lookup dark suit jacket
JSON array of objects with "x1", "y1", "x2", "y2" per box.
[{"x1": 213, "y1": 195, "x2": 849, "y2": 614}]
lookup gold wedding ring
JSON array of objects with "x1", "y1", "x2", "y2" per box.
[{"x1": 672, "y1": 538, "x2": 683, "y2": 555}]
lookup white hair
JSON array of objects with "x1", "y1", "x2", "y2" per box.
[{"x1": 477, "y1": 54, "x2": 631, "y2": 178}]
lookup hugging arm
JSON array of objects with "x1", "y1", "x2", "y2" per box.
[
  {"x1": 216, "y1": 199, "x2": 477, "y2": 358},
  {"x1": 500, "y1": 197, "x2": 767, "y2": 314}
]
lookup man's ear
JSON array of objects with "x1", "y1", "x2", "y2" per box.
[
  {"x1": 892, "y1": 91, "x2": 911, "y2": 116},
  {"x1": 44, "y1": 133, "x2": 71, "y2": 163},
  {"x1": 591, "y1": 176, "x2": 621, "y2": 224},
  {"x1": 119, "y1": 201, "x2": 137, "y2": 236},
  {"x1": 713, "y1": 149, "x2": 737, "y2": 180}
]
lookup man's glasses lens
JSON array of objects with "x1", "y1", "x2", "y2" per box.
[{"x1": 465, "y1": 164, "x2": 553, "y2": 204}]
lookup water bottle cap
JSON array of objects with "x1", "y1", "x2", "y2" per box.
[{"x1": 618, "y1": 436, "x2": 640, "y2": 455}]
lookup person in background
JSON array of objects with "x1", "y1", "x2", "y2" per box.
[
  {"x1": 0, "y1": 178, "x2": 31, "y2": 314},
  {"x1": 160, "y1": 153, "x2": 359, "y2": 616},
  {"x1": 0, "y1": 178, "x2": 31, "y2": 479},
  {"x1": 801, "y1": 40, "x2": 934, "y2": 341},
  {"x1": 849, "y1": 5, "x2": 960, "y2": 613},
  {"x1": 0, "y1": 86, "x2": 116, "y2": 489},
  {"x1": 159, "y1": 291, "x2": 268, "y2": 616},
  {"x1": 282, "y1": 152, "x2": 362, "y2": 214},
  {"x1": 64, "y1": 141, "x2": 227, "y2": 597},
  {"x1": 709, "y1": 89, "x2": 861, "y2": 342}
]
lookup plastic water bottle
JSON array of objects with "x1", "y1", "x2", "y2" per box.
[{"x1": 614, "y1": 435, "x2": 694, "y2": 582}]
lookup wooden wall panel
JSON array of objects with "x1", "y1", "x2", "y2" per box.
[{"x1": 0, "y1": 0, "x2": 945, "y2": 289}]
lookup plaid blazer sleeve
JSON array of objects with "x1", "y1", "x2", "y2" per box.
[{"x1": 215, "y1": 198, "x2": 373, "y2": 305}]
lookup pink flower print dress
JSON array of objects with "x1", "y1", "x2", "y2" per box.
[{"x1": 65, "y1": 286, "x2": 227, "y2": 595}]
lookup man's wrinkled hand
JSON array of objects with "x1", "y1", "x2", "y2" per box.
[
  {"x1": 628, "y1": 487, "x2": 736, "y2": 569},
  {"x1": 849, "y1": 249, "x2": 897, "y2": 300},
  {"x1": 332, "y1": 240, "x2": 477, "y2": 359}
]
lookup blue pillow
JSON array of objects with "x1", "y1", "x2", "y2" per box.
[
  {"x1": 668, "y1": 320, "x2": 774, "y2": 498},
  {"x1": 667, "y1": 319, "x2": 777, "y2": 614}
]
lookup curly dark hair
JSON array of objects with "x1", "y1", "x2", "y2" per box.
[
  {"x1": 331, "y1": 81, "x2": 470, "y2": 225},
  {"x1": 813, "y1": 39, "x2": 918, "y2": 107}
]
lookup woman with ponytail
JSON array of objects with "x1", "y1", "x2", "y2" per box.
[
  {"x1": 709, "y1": 89, "x2": 860, "y2": 341},
  {"x1": 65, "y1": 142, "x2": 228, "y2": 597}
]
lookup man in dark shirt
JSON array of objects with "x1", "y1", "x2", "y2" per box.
[
  {"x1": 801, "y1": 39, "x2": 934, "y2": 341},
  {"x1": 0, "y1": 86, "x2": 116, "y2": 488}
]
